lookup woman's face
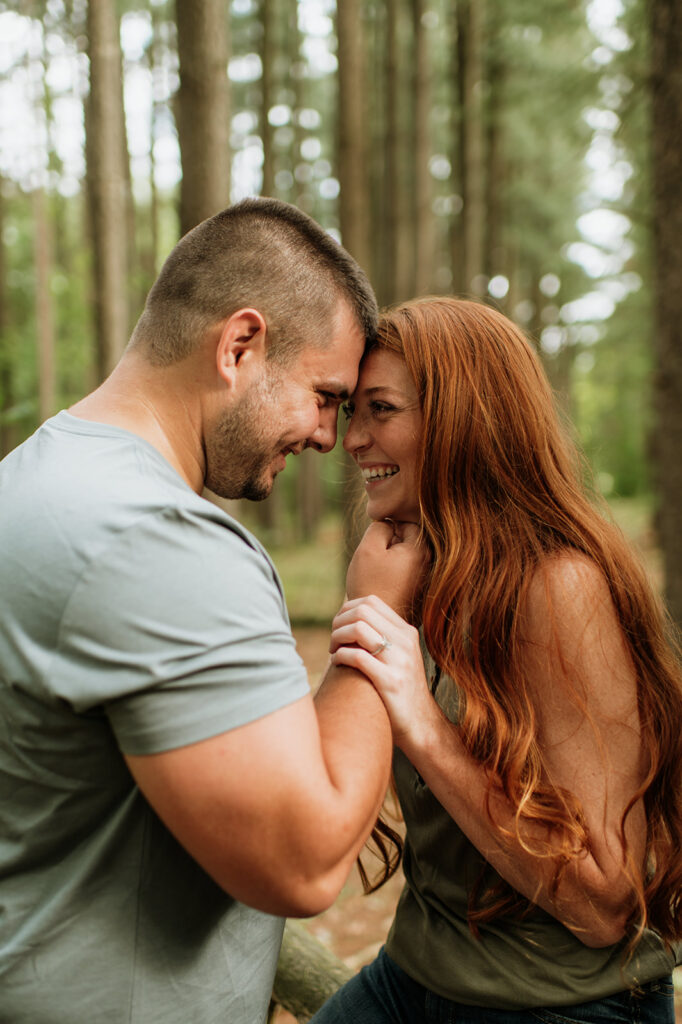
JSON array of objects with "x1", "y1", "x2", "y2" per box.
[{"x1": 343, "y1": 348, "x2": 423, "y2": 523}]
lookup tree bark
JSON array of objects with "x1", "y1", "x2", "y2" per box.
[
  {"x1": 141, "y1": 0, "x2": 165, "y2": 294},
  {"x1": 412, "y1": 0, "x2": 434, "y2": 296},
  {"x1": 649, "y1": 0, "x2": 682, "y2": 627},
  {"x1": 455, "y1": 0, "x2": 486, "y2": 296},
  {"x1": 296, "y1": 448, "x2": 324, "y2": 542},
  {"x1": 33, "y1": 188, "x2": 57, "y2": 423},
  {"x1": 336, "y1": 0, "x2": 372, "y2": 568},
  {"x1": 484, "y1": 28, "x2": 505, "y2": 283},
  {"x1": 175, "y1": 0, "x2": 231, "y2": 235},
  {"x1": 0, "y1": 178, "x2": 18, "y2": 457},
  {"x1": 250, "y1": 0, "x2": 285, "y2": 535},
  {"x1": 383, "y1": 0, "x2": 399, "y2": 304},
  {"x1": 86, "y1": 0, "x2": 130, "y2": 379},
  {"x1": 336, "y1": 0, "x2": 371, "y2": 273},
  {"x1": 260, "y1": 0, "x2": 276, "y2": 198}
]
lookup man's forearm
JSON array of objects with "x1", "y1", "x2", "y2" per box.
[{"x1": 313, "y1": 664, "x2": 393, "y2": 863}]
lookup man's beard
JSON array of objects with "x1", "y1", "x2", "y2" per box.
[{"x1": 204, "y1": 369, "x2": 283, "y2": 501}]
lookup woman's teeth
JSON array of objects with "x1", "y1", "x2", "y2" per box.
[{"x1": 361, "y1": 466, "x2": 399, "y2": 481}]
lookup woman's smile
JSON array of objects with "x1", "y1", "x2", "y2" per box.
[{"x1": 343, "y1": 349, "x2": 422, "y2": 523}]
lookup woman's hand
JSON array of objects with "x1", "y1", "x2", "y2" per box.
[
  {"x1": 329, "y1": 594, "x2": 440, "y2": 748},
  {"x1": 345, "y1": 520, "x2": 429, "y2": 623}
]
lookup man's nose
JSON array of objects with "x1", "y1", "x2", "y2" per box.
[{"x1": 306, "y1": 406, "x2": 338, "y2": 454}]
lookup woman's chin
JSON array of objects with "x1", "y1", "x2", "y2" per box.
[{"x1": 367, "y1": 498, "x2": 419, "y2": 523}]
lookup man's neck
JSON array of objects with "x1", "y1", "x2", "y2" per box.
[{"x1": 69, "y1": 352, "x2": 206, "y2": 493}]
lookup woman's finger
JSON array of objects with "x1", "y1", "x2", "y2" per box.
[
  {"x1": 329, "y1": 620, "x2": 386, "y2": 655},
  {"x1": 345, "y1": 594, "x2": 412, "y2": 628},
  {"x1": 333, "y1": 595, "x2": 412, "y2": 634},
  {"x1": 330, "y1": 644, "x2": 391, "y2": 685}
]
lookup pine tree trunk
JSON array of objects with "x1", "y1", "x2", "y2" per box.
[
  {"x1": 175, "y1": 0, "x2": 231, "y2": 235},
  {"x1": 384, "y1": 0, "x2": 412, "y2": 304},
  {"x1": 367, "y1": 5, "x2": 389, "y2": 304},
  {"x1": 86, "y1": 0, "x2": 130, "y2": 379},
  {"x1": 484, "y1": 35, "x2": 504, "y2": 282},
  {"x1": 0, "y1": 178, "x2": 17, "y2": 457},
  {"x1": 412, "y1": 0, "x2": 434, "y2": 296},
  {"x1": 33, "y1": 188, "x2": 56, "y2": 423},
  {"x1": 260, "y1": 0, "x2": 276, "y2": 198},
  {"x1": 146, "y1": 3, "x2": 163, "y2": 286},
  {"x1": 456, "y1": 0, "x2": 486, "y2": 296},
  {"x1": 296, "y1": 448, "x2": 324, "y2": 543},
  {"x1": 649, "y1": 0, "x2": 682, "y2": 627},
  {"x1": 336, "y1": 0, "x2": 372, "y2": 568},
  {"x1": 249, "y1": 0, "x2": 285, "y2": 535}
]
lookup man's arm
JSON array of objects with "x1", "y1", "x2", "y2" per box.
[
  {"x1": 126, "y1": 520, "x2": 425, "y2": 917},
  {"x1": 125, "y1": 666, "x2": 391, "y2": 917}
]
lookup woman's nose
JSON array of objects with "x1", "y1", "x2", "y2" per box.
[{"x1": 342, "y1": 411, "x2": 370, "y2": 453}]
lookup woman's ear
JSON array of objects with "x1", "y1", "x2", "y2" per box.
[{"x1": 215, "y1": 308, "x2": 267, "y2": 389}]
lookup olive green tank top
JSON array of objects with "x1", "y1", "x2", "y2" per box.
[{"x1": 385, "y1": 642, "x2": 679, "y2": 1009}]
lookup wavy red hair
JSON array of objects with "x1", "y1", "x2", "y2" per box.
[{"x1": 366, "y1": 296, "x2": 682, "y2": 943}]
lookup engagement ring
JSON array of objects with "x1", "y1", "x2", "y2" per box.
[{"x1": 370, "y1": 634, "x2": 392, "y2": 657}]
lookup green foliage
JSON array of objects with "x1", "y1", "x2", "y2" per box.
[
  {"x1": 269, "y1": 517, "x2": 345, "y2": 626},
  {"x1": 0, "y1": 0, "x2": 658, "y2": 516}
]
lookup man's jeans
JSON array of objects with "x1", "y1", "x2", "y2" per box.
[{"x1": 310, "y1": 948, "x2": 675, "y2": 1024}]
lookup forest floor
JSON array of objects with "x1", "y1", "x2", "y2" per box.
[{"x1": 270, "y1": 623, "x2": 682, "y2": 1023}]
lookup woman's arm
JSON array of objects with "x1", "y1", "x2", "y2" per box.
[{"x1": 329, "y1": 555, "x2": 647, "y2": 947}]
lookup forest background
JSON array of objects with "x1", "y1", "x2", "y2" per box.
[
  {"x1": 1, "y1": 0, "x2": 681, "y2": 632},
  {"x1": 1, "y1": 0, "x2": 682, "y2": 1017}
]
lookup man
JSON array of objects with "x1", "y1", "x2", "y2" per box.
[{"x1": 0, "y1": 199, "x2": 423, "y2": 1023}]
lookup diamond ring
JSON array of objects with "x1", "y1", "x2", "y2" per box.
[{"x1": 370, "y1": 634, "x2": 392, "y2": 657}]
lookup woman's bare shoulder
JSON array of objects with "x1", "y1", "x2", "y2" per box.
[
  {"x1": 522, "y1": 551, "x2": 615, "y2": 640},
  {"x1": 520, "y1": 551, "x2": 637, "y2": 719}
]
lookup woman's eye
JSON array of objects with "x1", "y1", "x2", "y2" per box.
[{"x1": 371, "y1": 402, "x2": 395, "y2": 416}]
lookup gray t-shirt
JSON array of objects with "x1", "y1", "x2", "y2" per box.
[{"x1": 0, "y1": 411, "x2": 311, "y2": 1023}]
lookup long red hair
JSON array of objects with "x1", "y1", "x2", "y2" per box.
[{"x1": 367, "y1": 296, "x2": 682, "y2": 943}]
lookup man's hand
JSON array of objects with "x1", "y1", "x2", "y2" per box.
[{"x1": 345, "y1": 521, "x2": 428, "y2": 622}]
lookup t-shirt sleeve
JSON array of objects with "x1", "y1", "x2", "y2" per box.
[{"x1": 52, "y1": 507, "x2": 310, "y2": 754}]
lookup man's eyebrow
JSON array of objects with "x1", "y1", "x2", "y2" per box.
[{"x1": 316, "y1": 382, "x2": 351, "y2": 400}]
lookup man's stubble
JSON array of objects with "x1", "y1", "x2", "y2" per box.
[{"x1": 204, "y1": 367, "x2": 283, "y2": 502}]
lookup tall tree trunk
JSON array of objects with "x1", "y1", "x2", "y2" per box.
[
  {"x1": 450, "y1": 4, "x2": 464, "y2": 294},
  {"x1": 484, "y1": 31, "x2": 505, "y2": 283},
  {"x1": 33, "y1": 188, "x2": 57, "y2": 422},
  {"x1": 649, "y1": 0, "x2": 682, "y2": 627},
  {"x1": 175, "y1": 0, "x2": 231, "y2": 235},
  {"x1": 0, "y1": 179, "x2": 17, "y2": 457},
  {"x1": 296, "y1": 448, "x2": 324, "y2": 543},
  {"x1": 394, "y1": 0, "x2": 413, "y2": 303},
  {"x1": 384, "y1": 0, "x2": 412, "y2": 304},
  {"x1": 252, "y1": 0, "x2": 285, "y2": 535},
  {"x1": 367, "y1": 4, "x2": 389, "y2": 305},
  {"x1": 86, "y1": 0, "x2": 130, "y2": 379},
  {"x1": 145, "y1": 3, "x2": 163, "y2": 288},
  {"x1": 456, "y1": 0, "x2": 486, "y2": 296},
  {"x1": 412, "y1": 0, "x2": 434, "y2": 296},
  {"x1": 260, "y1": 0, "x2": 276, "y2": 198},
  {"x1": 337, "y1": 0, "x2": 371, "y2": 273},
  {"x1": 336, "y1": 0, "x2": 372, "y2": 566},
  {"x1": 288, "y1": 0, "x2": 304, "y2": 206},
  {"x1": 129, "y1": 4, "x2": 165, "y2": 309}
]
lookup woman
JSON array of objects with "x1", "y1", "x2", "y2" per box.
[{"x1": 312, "y1": 297, "x2": 682, "y2": 1023}]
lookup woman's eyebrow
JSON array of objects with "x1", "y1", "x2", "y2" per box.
[{"x1": 361, "y1": 385, "x2": 405, "y2": 397}]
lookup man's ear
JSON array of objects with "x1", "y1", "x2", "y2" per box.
[{"x1": 215, "y1": 308, "x2": 267, "y2": 389}]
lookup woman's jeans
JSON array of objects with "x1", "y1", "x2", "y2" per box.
[{"x1": 309, "y1": 948, "x2": 675, "y2": 1024}]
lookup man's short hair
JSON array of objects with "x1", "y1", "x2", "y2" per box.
[{"x1": 129, "y1": 198, "x2": 378, "y2": 366}]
